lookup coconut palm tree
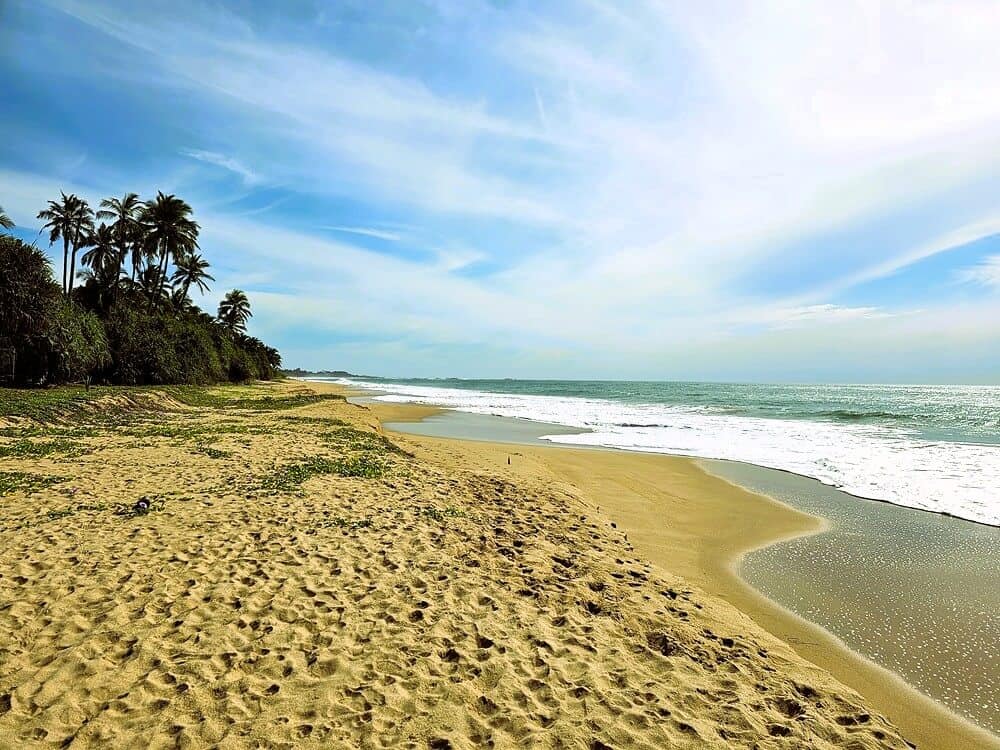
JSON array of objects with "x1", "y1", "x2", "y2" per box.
[
  {"x1": 67, "y1": 199, "x2": 94, "y2": 297},
  {"x1": 80, "y1": 223, "x2": 119, "y2": 275},
  {"x1": 218, "y1": 289, "x2": 252, "y2": 333},
  {"x1": 37, "y1": 192, "x2": 94, "y2": 296},
  {"x1": 142, "y1": 192, "x2": 199, "y2": 303},
  {"x1": 97, "y1": 192, "x2": 143, "y2": 280},
  {"x1": 171, "y1": 252, "x2": 215, "y2": 301},
  {"x1": 137, "y1": 265, "x2": 172, "y2": 302},
  {"x1": 0, "y1": 204, "x2": 14, "y2": 231},
  {"x1": 170, "y1": 287, "x2": 192, "y2": 310},
  {"x1": 76, "y1": 261, "x2": 121, "y2": 309}
]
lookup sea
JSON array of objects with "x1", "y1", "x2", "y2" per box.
[{"x1": 322, "y1": 377, "x2": 999, "y2": 527}]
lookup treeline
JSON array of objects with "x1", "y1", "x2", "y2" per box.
[{"x1": 0, "y1": 194, "x2": 280, "y2": 386}]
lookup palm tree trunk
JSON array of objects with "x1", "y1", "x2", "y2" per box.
[
  {"x1": 62, "y1": 236, "x2": 69, "y2": 296},
  {"x1": 147, "y1": 250, "x2": 165, "y2": 311},
  {"x1": 68, "y1": 230, "x2": 80, "y2": 297},
  {"x1": 152, "y1": 250, "x2": 169, "y2": 310},
  {"x1": 115, "y1": 240, "x2": 126, "y2": 305}
]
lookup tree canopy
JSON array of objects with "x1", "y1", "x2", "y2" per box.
[{"x1": 2, "y1": 191, "x2": 281, "y2": 386}]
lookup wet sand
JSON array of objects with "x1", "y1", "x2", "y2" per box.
[
  {"x1": 710, "y1": 460, "x2": 1000, "y2": 734},
  {"x1": 378, "y1": 402, "x2": 1000, "y2": 750}
]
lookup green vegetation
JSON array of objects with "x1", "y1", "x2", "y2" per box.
[
  {"x1": 278, "y1": 414, "x2": 349, "y2": 427},
  {"x1": 324, "y1": 426, "x2": 407, "y2": 454},
  {"x1": 317, "y1": 515, "x2": 374, "y2": 530},
  {"x1": 218, "y1": 289, "x2": 252, "y2": 333},
  {"x1": 0, "y1": 382, "x2": 342, "y2": 429},
  {"x1": 0, "y1": 384, "x2": 206, "y2": 422},
  {"x1": 254, "y1": 456, "x2": 343, "y2": 493},
  {"x1": 220, "y1": 393, "x2": 345, "y2": 411},
  {"x1": 421, "y1": 505, "x2": 465, "y2": 521},
  {"x1": 331, "y1": 452, "x2": 391, "y2": 478},
  {"x1": 0, "y1": 471, "x2": 65, "y2": 496},
  {"x1": 0, "y1": 189, "x2": 280, "y2": 387},
  {"x1": 192, "y1": 444, "x2": 231, "y2": 459},
  {"x1": 252, "y1": 451, "x2": 392, "y2": 495},
  {"x1": 0, "y1": 438, "x2": 86, "y2": 459}
]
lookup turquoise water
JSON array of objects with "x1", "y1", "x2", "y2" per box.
[
  {"x1": 328, "y1": 377, "x2": 1000, "y2": 525},
  {"x1": 347, "y1": 377, "x2": 1000, "y2": 443}
]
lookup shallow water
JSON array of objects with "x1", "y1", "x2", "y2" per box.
[
  {"x1": 705, "y1": 460, "x2": 1000, "y2": 735},
  {"x1": 330, "y1": 377, "x2": 1000, "y2": 525},
  {"x1": 380, "y1": 408, "x2": 588, "y2": 444}
]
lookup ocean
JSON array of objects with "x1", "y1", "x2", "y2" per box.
[{"x1": 324, "y1": 377, "x2": 1000, "y2": 526}]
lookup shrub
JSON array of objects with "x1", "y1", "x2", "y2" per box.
[
  {"x1": 0, "y1": 236, "x2": 62, "y2": 383},
  {"x1": 47, "y1": 301, "x2": 111, "y2": 382}
]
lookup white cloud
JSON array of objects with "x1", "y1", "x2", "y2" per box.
[
  {"x1": 762, "y1": 304, "x2": 890, "y2": 329},
  {"x1": 322, "y1": 226, "x2": 403, "y2": 242},
  {"x1": 796, "y1": 217, "x2": 1000, "y2": 303},
  {"x1": 180, "y1": 149, "x2": 260, "y2": 185},
  {"x1": 956, "y1": 255, "x2": 1000, "y2": 289},
  {"x1": 10, "y1": 1, "x2": 1000, "y2": 378},
  {"x1": 44, "y1": 0, "x2": 566, "y2": 225}
]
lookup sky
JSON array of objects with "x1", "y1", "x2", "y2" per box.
[{"x1": 1, "y1": 0, "x2": 999, "y2": 382}]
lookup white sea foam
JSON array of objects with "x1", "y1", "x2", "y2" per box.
[{"x1": 331, "y1": 378, "x2": 1000, "y2": 526}]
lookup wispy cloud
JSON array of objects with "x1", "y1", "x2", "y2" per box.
[
  {"x1": 322, "y1": 225, "x2": 402, "y2": 242},
  {"x1": 956, "y1": 255, "x2": 1000, "y2": 289},
  {"x1": 763, "y1": 304, "x2": 891, "y2": 330},
  {"x1": 180, "y1": 149, "x2": 260, "y2": 185},
  {"x1": 2, "y1": 0, "x2": 999, "y2": 379}
]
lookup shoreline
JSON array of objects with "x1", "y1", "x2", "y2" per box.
[
  {"x1": 0, "y1": 379, "x2": 987, "y2": 748},
  {"x1": 358, "y1": 391, "x2": 999, "y2": 750},
  {"x1": 312, "y1": 377, "x2": 1000, "y2": 529}
]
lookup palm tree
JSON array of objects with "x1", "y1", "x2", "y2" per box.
[
  {"x1": 0, "y1": 204, "x2": 14, "y2": 231},
  {"x1": 37, "y1": 192, "x2": 94, "y2": 296},
  {"x1": 76, "y1": 261, "x2": 121, "y2": 309},
  {"x1": 137, "y1": 265, "x2": 172, "y2": 303},
  {"x1": 142, "y1": 192, "x2": 199, "y2": 304},
  {"x1": 80, "y1": 223, "x2": 119, "y2": 276},
  {"x1": 170, "y1": 287, "x2": 192, "y2": 310},
  {"x1": 67, "y1": 199, "x2": 94, "y2": 297},
  {"x1": 218, "y1": 289, "x2": 252, "y2": 333},
  {"x1": 97, "y1": 192, "x2": 143, "y2": 280},
  {"x1": 171, "y1": 252, "x2": 214, "y2": 301}
]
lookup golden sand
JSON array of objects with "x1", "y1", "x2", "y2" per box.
[
  {"x1": 0, "y1": 380, "x2": 974, "y2": 748},
  {"x1": 373, "y1": 397, "x2": 999, "y2": 750}
]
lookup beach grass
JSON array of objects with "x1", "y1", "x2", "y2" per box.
[
  {"x1": 0, "y1": 383, "x2": 345, "y2": 423},
  {"x1": 0, "y1": 470, "x2": 65, "y2": 496}
]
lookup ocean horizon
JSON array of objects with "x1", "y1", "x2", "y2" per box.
[{"x1": 323, "y1": 376, "x2": 1000, "y2": 527}]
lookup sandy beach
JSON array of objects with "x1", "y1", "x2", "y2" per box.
[
  {"x1": 374, "y1": 396, "x2": 1000, "y2": 750},
  {"x1": 0, "y1": 380, "x2": 988, "y2": 748}
]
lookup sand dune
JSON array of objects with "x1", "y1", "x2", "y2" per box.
[{"x1": 0, "y1": 381, "x2": 912, "y2": 747}]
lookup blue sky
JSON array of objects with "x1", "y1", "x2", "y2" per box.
[{"x1": 1, "y1": 0, "x2": 999, "y2": 382}]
